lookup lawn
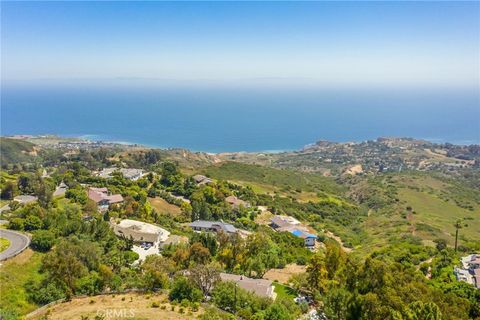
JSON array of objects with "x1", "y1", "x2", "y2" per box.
[
  {"x1": 0, "y1": 237, "x2": 10, "y2": 252},
  {"x1": 0, "y1": 249, "x2": 44, "y2": 318}
]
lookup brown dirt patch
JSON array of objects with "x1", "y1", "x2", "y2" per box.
[{"x1": 263, "y1": 264, "x2": 306, "y2": 284}]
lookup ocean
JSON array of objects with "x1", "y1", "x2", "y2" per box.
[{"x1": 1, "y1": 83, "x2": 479, "y2": 152}]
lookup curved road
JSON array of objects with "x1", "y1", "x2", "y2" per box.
[{"x1": 0, "y1": 229, "x2": 30, "y2": 261}]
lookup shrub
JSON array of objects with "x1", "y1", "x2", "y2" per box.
[
  {"x1": 168, "y1": 276, "x2": 202, "y2": 303},
  {"x1": 31, "y1": 229, "x2": 56, "y2": 252}
]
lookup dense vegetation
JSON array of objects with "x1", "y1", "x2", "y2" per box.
[{"x1": 0, "y1": 144, "x2": 479, "y2": 320}]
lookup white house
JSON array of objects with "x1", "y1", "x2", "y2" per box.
[{"x1": 112, "y1": 219, "x2": 170, "y2": 247}]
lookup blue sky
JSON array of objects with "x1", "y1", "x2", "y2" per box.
[{"x1": 2, "y1": 1, "x2": 479, "y2": 89}]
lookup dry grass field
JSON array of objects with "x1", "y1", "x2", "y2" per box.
[
  {"x1": 29, "y1": 292, "x2": 203, "y2": 320},
  {"x1": 263, "y1": 263, "x2": 306, "y2": 284},
  {"x1": 148, "y1": 197, "x2": 183, "y2": 216}
]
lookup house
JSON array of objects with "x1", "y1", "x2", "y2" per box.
[
  {"x1": 13, "y1": 195, "x2": 38, "y2": 204},
  {"x1": 88, "y1": 187, "x2": 124, "y2": 211},
  {"x1": 53, "y1": 182, "x2": 68, "y2": 197},
  {"x1": 291, "y1": 229, "x2": 318, "y2": 247},
  {"x1": 219, "y1": 273, "x2": 276, "y2": 300},
  {"x1": 455, "y1": 254, "x2": 480, "y2": 288},
  {"x1": 467, "y1": 255, "x2": 480, "y2": 269},
  {"x1": 97, "y1": 168, "x2": 117, "y2": 179},
  {"x1": 112, "y1": 219, "x2": 170, "y2": 247},
  {"x1": 120, "y1": 168, "x2": 144, "y2": 181},
  {"x1": 192, "y1": 175, "x2": 213, "y2": 185},
  {"x1": 270, "y1": 215, "x2": 317, "y2": 248},
  {"x1": 97, "y1": 168, "x2": 145, "y2": 181},
  {"x1": 189, "y1": 220, "x2": 237, "y2": 234},
  {"x1": 270, "y1": 215, "x2": 301, "y2": 229},
  {"x1": 225, "y1": 195, "x2": 250, "y2": 208}
]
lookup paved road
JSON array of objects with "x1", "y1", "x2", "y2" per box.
[{"x1": 0, "y1": 229, "x2": 30, "y2": 261}]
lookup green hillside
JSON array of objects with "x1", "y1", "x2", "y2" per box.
[{"x1": 0, "y1": 138, "x2": 38, "y2": 165}]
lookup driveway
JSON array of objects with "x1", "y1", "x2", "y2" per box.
[
  {"x1": 132, "y1": 244, "x2": 159, "y2": 264},
  {"x1": 0, "y1": 229, "x2": 31, "y2": 261}
]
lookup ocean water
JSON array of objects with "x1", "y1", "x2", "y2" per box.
[{"x1": 1, "y1": 84, "x2": 479, "y2": 152}]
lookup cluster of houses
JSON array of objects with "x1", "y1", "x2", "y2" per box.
[
  {"x1": 109, "y1": 217, "x2": 276, "y2": 298},
  {"x1": 454, "y1": 254, "x2": 480, "y2": 289},
  {"x1": 270, "y1": 215, "x2": 318, "y2": 248}
]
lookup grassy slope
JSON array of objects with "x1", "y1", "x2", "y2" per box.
[
  {"x1": 203, "y1": 162, "x2": 344, "y2": 198},
  {"x1": 360, "y1": 173, "x2": 480, "y2": 254},
  {"x1": 0, "y1": 138, "x2": 37, "y2": 165},
  {"x1": 204, "y1": 163, "x2": 480, "y2": 255},
  {"x1": 0, "y1": 249, "x2": 44, "y2": 317},
  {"x1": 398, "y1": 187, "x2": 479, "y2": 243}
]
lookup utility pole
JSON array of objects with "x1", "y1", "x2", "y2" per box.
[{"x1": 454, "y1": 219, "x2": 466, "y2": 252}]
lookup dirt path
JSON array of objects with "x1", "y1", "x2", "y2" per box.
[{"x1": 323, "y1": 230, "x2": 352, "y2": 253}]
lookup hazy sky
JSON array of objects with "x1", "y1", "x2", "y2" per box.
[{"x1": 2, "y1": 1, "x2": 479, "y2": 88}]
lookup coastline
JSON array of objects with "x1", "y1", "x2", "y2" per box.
[{"x1": 3, "y1": 133, "x2": 479, "y2": 154}]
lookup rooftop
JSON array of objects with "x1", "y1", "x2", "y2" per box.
[
  {"x1": 116, "y1": 219, "x2": 169, "y2": 236},
  {"x1": 189, "y1": 220, "x2": 237, "y2": 233},
  {"x1": 220, "y1": 273, "x2": 275, "y2": 299}
]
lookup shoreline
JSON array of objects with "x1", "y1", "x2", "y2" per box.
[{"x1": 3, "y1": 133, "x2": 479, "y2": 154}]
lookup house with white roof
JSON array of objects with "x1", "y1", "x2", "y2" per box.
[{"x1": 112, "y1": 219, "x2": 170, "y2": 246}]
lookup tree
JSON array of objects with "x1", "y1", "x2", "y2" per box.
[
  {"x1": 306, "y1": 253, "x2": 329, "y2": 295},
  {"x1": 405, "y1": 301, "x2": 442, "y2": 320},
  {"x1": 323, "y1": 288, "x2": 352, "y2": 320},
  {"x1": 141, "y1": 255, "x2": 175, "y2": 291},
  {"x1": 1, "y1": 182, "x2": 16, "y2": 200},
  {"x1": 191, "y1": 232, "x2": 218, "y2": 256},
  {"x1": 169, "y1": 276, "x2": 202, "y2": 303},
  {"x1": 8, "y1": 218, "x2": 25, "y2": 230},
  {"x1": 43, "y1": 247, "x2": 88, "y2": 297},
  {"x1": 35, "y1": 180, "x2": 53, "y2": 208},
  {"x1": 188, "y1": 263, "x2": 221, "y2": 298},
  {"x1": 265, "y1": 303, "x2": 293, "y2": 320},
  {"x1": 211, "y1": 281, "x2": 238, "y2": 312},
  {"x1": 31, "y1": 229, "x2": 56, "y2": 252},
  {"x1": 433, "y1": 238, "x2": 447, "y2": 251},
  {"x1": 24, "y1": 215, "x2": 43, "y2": 231},
  {"x1": 160, "y1": 161, "x2": 180, "y2": 187},
  {"x1": 324, "y1": 242, "x2": 347, "y2": 280},
  {"x1": 189, "y1": 242, "x2": 212, "y2": 265}
]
